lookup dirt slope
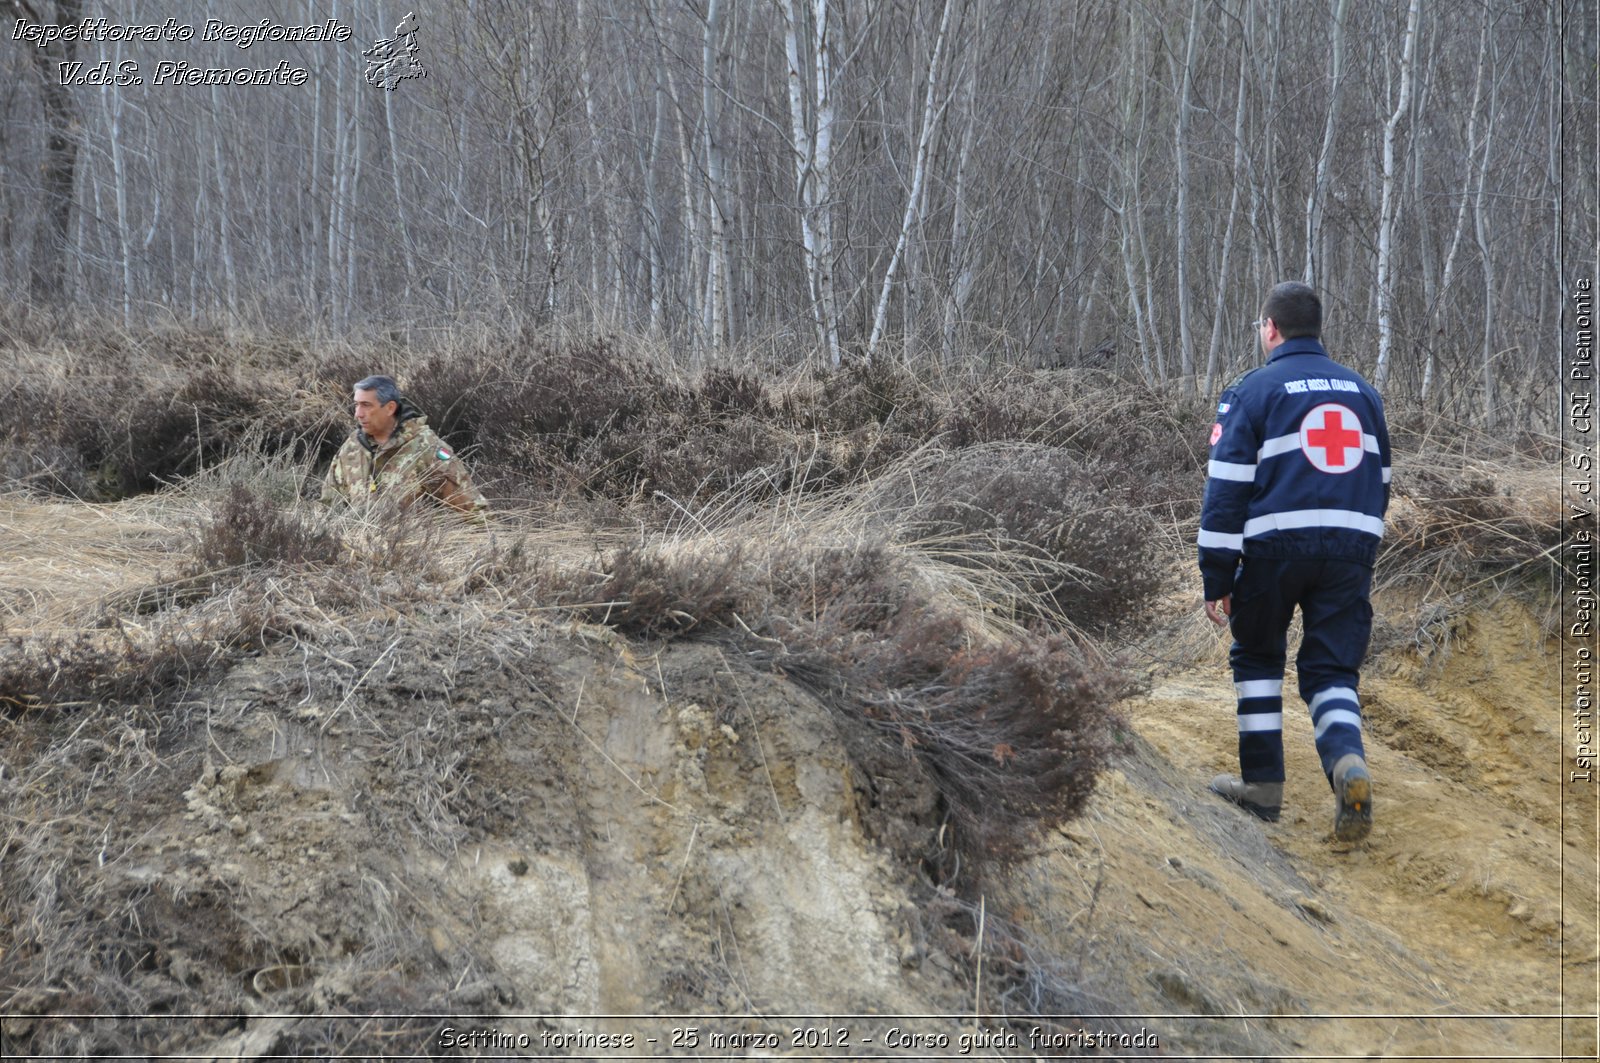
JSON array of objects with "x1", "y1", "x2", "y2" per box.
[
  {"x1": 1011, "y1": 594, "x2": 1596, "y2": 1060},
  {"x1": 1, "y1": 490, "x2": 1594, "y2": 1060}
]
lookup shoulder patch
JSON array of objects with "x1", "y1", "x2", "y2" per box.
[
  {"x1": 437, "y1": 446, "x2": 452, "y2": 461},
  {"x1": 1225, "y1": 364, "x2": 1263, "y2": 390}
]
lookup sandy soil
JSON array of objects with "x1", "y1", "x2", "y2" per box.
[
  {"x1": 1, "y1": 490, "x2": 1594, "y2": 1061},
  {"x1": 1012, "y1": 593, "x2": 1597, "y2": 1060}
]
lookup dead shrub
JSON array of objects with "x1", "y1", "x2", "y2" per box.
[
  {"x1": 187, "y1": 484, "x2": 344, "y2": 573},
  {"x1": 767, "y1": 360, "x2": 938, "y2": 480},
  {"x1": 898, "y1": 369, "x2": 1212, "y2": 514},
  {"x1": 817, "y1": 358, "x2": 943, "y2": 437},
  {"x1": 407, "y1": 336, "x2": 669, "y2": 447},
  {"x1": 3, "y1": 328, "x2": 1211, "y2": 519},
  {"x1": 941, "y1": 371, "x2": 1078, "y2": 448},
  {"x1": 775, "y1": 599, "x2": 1120, "y2": 880},
  {"x1": 530, "y1": 534, "x2": 1123, "y2": 887},
  {"x1": 696, "y1": 366, "x2": 772, "y2": 421},
  {"x1": 541, "y1": 543, "x2": 750, "y2": 638},
  {"x1": 396, "y1": 337, "x2": 685, "y2": 501},
  {"x1": 103, "y1": 368, "x2": 263, "y2": 495},
  {"x1": 1382, "y1": 464, "x2": 1562, "y2": 584},
  {"x1": 637, "y1": 414, "x2": 802, "y2": 501},
  {"x1": 0, "y1": 379, "x2": 90, "y2": 495},
  {"x1": 401, "y1": 341, "x2": 832, "y2": 505},
  {"x1": 2, "y1": 354, "x2": 339, "y2": 501},
  {"x1": 0, "y1": 620, "x2": 257, "y2": 717},
  {"x1": 910, "y1": 448, "x2": 1165, "y2": 632}
]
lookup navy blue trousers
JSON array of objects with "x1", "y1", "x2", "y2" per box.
[{"x1": 1228, "y1": 557, "x2": 1373, "y2": 786}]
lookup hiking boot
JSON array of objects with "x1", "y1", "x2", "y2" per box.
[
  {"x1": 1331, "y1": 754, "x2": 1373, "y2": 842},
  {"x1": 1208, "y1": 774, "x2": 1282, "y2": 822}
]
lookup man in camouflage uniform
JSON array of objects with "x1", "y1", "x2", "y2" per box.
[{"x1": 319, "y1": 375, "x2": 488, "y2": 518}]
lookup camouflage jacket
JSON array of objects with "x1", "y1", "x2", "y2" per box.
[{"x1": 319, "y1": 410, "x2": 487, "y2": 517}]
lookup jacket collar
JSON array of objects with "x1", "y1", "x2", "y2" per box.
[{"x1": 1267, "y1": 337, "x2": 1329, "y2": 364}]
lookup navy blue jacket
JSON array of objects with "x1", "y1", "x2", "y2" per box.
[{"x1": 1198, "y1": 337, "x2": 1391, "y2": 601}]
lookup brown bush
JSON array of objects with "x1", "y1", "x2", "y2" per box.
[
  {"x1": 1, "y1": 353, "x2": 340, "y2": 501},
  {"x1": 0, "y1": 615, "x2": 268, "y2": 717},
  {"x1": 1381, "y1": 464, "x2": 1563, "y2": 585},
  {"x1": 564, "y1": 543, "x2": 750, "y2": 638},
  {"x1": 3, "y1": 326, "x2": 1213, "y2": 521},
  {"x1": 188, "y1": 484, "x2": 345, "y2": 572},
  {"x1": 695, "y1": 366, "x2": 773, "y2": 421},
  {"x1": 530, "y1": 534, "x2": 1124, "y2": 888},
  {"x1": 907, "y1": 448, "x2": 1166, "y2": 632}
]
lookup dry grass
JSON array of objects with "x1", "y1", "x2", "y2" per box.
[
  {"x1": 0, "y1": 471, "x2": 552, "y2": 1055},
  {"x1": 1379, "y1": 447, "x2": 1564, "y2": 595},
  {"x1": 508, "y1": 460, "x2": 1131, "y2": 884},
  {"x1": 0, "y1": 325, "x2": 1568, "y2": 1057},
  {"x1": 0, "y1": 493, "x2": 181, "y2": 638}
]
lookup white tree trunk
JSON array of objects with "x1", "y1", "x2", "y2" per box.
[
  {"x1": 1205, "y1": 35, "x2": 1251, "y2": 396},
  {"x1": 1424, "y1": 15, "x2": 1488, "y2": 406},
  {"x1": 1472, "y1": 22, "x2": 1499, "y2": 427},
  {"x1": 383, "y1": 85, "x2": 416, "y2": 306},
  {"x1": 105, "y1": 41, "x2": 132, "y2": 329},
  {"x1": 1118, "y1": 16, "x2": 1153, "y2": 381},
  {"x1": 1173, "y1": 0, "x2": 1201, "y2": 391},
  {"x1": 942, "y1": 0, "x2": 982, "y2": 365},
  {"x1": 781, "y1": 0, "x2": 841, "y2": 369},
  {"x1": 702, "y1": 0, "x2": 728, "y2": 349},
  {"x1": 662, "y1": 58, "x2": 703, "y2": 343},
  {"x1": 345, "y1": 90, "x2": 363, "y2": 328},
  {"x1": 867, "y1": 0, "x2": 955, "y2": 362},
  {"x1": 1373, "y1": 0, "x2": 1421, "y2": 391},
  {"x1": 308, "y1": 15, "x2": 324, "y2": 316},
  {"x1": 328, "y1": 1, "x2": 346, "y2": 329},
  {"x1": 1303, "y1": 0, "x2": 1349, "y2": 286},
  {"x1": 644, "y1": 5, "x2": 667, "y2": 332},
  {"x1": 210, "y1": 84, "x2": 239, "y2": 320}
]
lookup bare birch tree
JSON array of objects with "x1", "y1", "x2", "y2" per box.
[
  {"x1": 8, "y1": 0, "x2": 84, "y2": 303},
  {"x1": 866, "y1": 0, "x2": 956, "y2": 362},
  {"x1": 781, "y1": 0, "x2": 841, "y2": 368},
  {"x1": 1303, "y1": 0, "x2": 1350, "y2": 288},
  {"x1": 1373, "y1": 0, "x2": 1421, "y2": 391}
]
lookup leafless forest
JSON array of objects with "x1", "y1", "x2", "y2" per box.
[
  {"x1": 0, "y1": 6, "x2": 1588, "y2": 1054},
  {"x1": 1, "y1": 0, "x2": 1593, "y2": 426}
]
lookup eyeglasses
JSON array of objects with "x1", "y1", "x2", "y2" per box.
[{"x1": 1250, "y1": 317, "x2": 1269, "y2": 330}]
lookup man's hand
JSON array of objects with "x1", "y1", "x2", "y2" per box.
[{"x1": 1205, "y1": 595, "x2": 1233, "y2": 627}]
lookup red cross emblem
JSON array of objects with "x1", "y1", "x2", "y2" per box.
[{"x1": 1299, "y1": 404, "x2": 1365, "y2": 473}]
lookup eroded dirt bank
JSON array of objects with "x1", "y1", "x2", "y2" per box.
[
  {"x1": 1013, "y1": 594, "x2": 1595, "y2": 1060},
  {"x1": 0, "y1": 491, "x2": 1593, "y2": 1060}
]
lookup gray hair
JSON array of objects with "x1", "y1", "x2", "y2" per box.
[{"x1": 353, "y1": 374, "x2": 402, "y2": 407}]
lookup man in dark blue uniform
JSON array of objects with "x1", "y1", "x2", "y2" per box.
[{"x1": 1198, "y1": 282, "x2": 1391, "y2": 842}]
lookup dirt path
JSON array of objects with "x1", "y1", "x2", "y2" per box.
[{"x1": 1014, "y1": 595, "x2": 1597, "y2": 1060}]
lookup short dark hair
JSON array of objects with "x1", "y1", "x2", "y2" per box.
[
  {"x1": 353, "y1": 374, "x2": 402, "y2": 408},
  {"x1": 1262, "y1": 282, "x2": 1321, "y2": 339}
]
